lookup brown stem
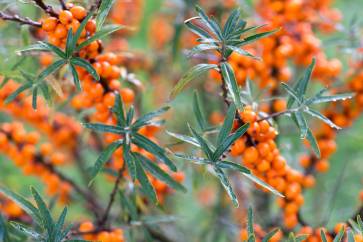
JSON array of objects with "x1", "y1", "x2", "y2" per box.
[
  {"x1": 0, "y1": 12, "x2": 42, "y2": 27},
  {"x1": 58, "y1": 0, "x2": 68, "y2": 10},
  {"x1": 33, "y1": 0, "x2": 58, "y2": 17},
  {"x1": 256, "y1": 109, "x2": 295, "y2": 122},
  {"x1": 98, "y1": 165, "x2": 125, "y2": 226},
  {"x1": 90, "y1": 0, "x2": 103, "y2": 13}
]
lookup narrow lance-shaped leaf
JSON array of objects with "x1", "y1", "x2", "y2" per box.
[
  {"x1": 217, "y1": 160, "x2": 250, "y2": 174},
  {"x1": 70, "y1": 63, "x2": 81, "y2": 91},
  {"x1": 55, "y1": 207, "x2": 67, "y2": 237},
  {"x1": 83, "y1": 123, "x2": 125, "y2": 134},
  {"x1": 134, "y1": 158, "x2": 157, "y2": 204},
  {"x1": 225, "y1": 45, "x2": 260, "y2": 60},
  {"x1": 236, "y1": 28, "x2": 280, "y2": 47},
  {"x1": 170, "y1": 64, "x2": 217, "y2": 99},
  {"x1": 112, "y1": 93, "x2": 126, "y2": 126},
  {"x1": 132, "y1": 106, "x2": 170, "y2": 129},
  {"x1": 32, "y1": 87, "x2": 38, "y2": 110},
  {"x1": 195, "y1": 5, "x2": 223, "y2": 40},
  {"x1": 65, "y1": 28, "x2": 74, "y2": 58},
  {"x1": 242, "y1": 173, "x2": 283, "y2": 197},
  {"x1": 262, "y1": 229, "x2": 280, "y2": 242},
  {"x1": 71, "y1": 57, "x2": 100, "y2": 81},
  {"x1": 306, "y1": 129, "x2": 321, "y2": 158},
  {"x1": 193, "y1": 90, "x2": 208, "y2": 131},
  {"x1": 305, "y1": 109, "x2": 341, "y2": 130},
  {"x1": 5, "y1": 82, "x2": 32, "y2": 104},
  {"x1": 31, "y1": 187, "x2": 54, "y2": 236},
  {"x1": 135, "y1": 153, "x2": 186, "y2": 192},
  {"x1": 132, "y1": 133, "x2": 177, "y2": 171},
  {"x1": 306, "y1": 92, "x2": 354, "y2": 105},
  {"x1": 187, "y1": 44, "x2": 219, "y2": 57},
  {"x1": 38, "y1": 42, "x2": 66, "y2": 59},
  {"x1": 281, "y1": 82, "x2": 302, "y2": 105},
  {"x1": 10, "y1": 222, "x2": 42, "y2": 239},
  {"x1": 184, "y1": 17, "x2": 212, "y2": 39},
  {"x1": 76, "y1": 24, "x2": 123, "y2": 51},
  {"x1": 173, "y1": 153, "x2": 212, "y2": 165},
  {"x1": 188, "y1": 124, "x2": 214, "y2": 160},
  {"x1": 214, "y1": 167, "x2": 239, "y2": 207},
  {"x1": 72, "y1": 11, "x2": 94, "y2": 50},
  {"x1": 217, "y1": 103, "x2": 236, "y2": 145},
  {"x1": 0, "y1": 187, "x2": 41, "y2": 224},
  {"x1": 294, "y1": 113, "x2": 308, "y2": 139},
  {"x1": 166, "y1": 131, "x2": 201, "y2": 147},
  {"x1": 38, "y1": 59, "x2": 67, "y2": 81},
  {"x1": 89, "y1": 140, "x2": 123, "y2": 184},
  {"x1": 220, "y1": 62, "x2": 244, "y2": 110},
  {"x1": 96, "y1": 0, "x2": 116, "y2": 30},
  {"x1": 123, "y1": 142, "x2": 136, "y2": 181},
  {"x1": 213, "y1": 123, "x2": 250, "y2": 161},
  {"x1": 223, "y1": 8, "x2": 241, "y2": 38}
]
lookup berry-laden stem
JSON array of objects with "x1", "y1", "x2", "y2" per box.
[
  {"x1": 0, "y1": 12, "x2": 42, "y2": 27},
  {"x1": 98, "y1": 164, "x2": 126, "y2": 226},
  {"x1": 33, "y1": 0, "x2": 58, "y2": 17}
]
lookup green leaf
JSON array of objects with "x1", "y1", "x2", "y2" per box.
[
  {"x1": 126, "y1": 106, "x2": 135, "y2": 126},
  {"x1": 17, "y1": 43, "x2": 50, "y2": 54},
  {"x1": 220, "y1": 62, "x2": 244, "y2": 110},
  {"x1": 0, "y1": 187, "x2": 41, "y2": 224},
  {"x1": 83, "y1": 123, "x2": 125, "y2": 134},
  {"x1": 306, "y1": 92, "x2": 354, "y2": 105},
  {"x1": 236, "y1": 28, "x2": 280, "y2": 47},
  {"x1": 0, "y1": 215, "x2": 9, "y2": 242},
  {"x1": 305, "y1": 109, "x2": 341, "y2": 130},
  {"x1": 70, "y1": 57, "x2": 100, "y2": 81},
  {"x1": 69, "y1": 63, "x2": 81, "y2": 91},
  {"x1": 295, "y1": 234, "x2": 308, "y2": 242},
  {"x1": 195, "y1": 5, "x2": 223, "y2": 40},
  {"x1": 320, "y1": 230, "x2": 328, "y2": 242},
  {"x1": 333, "y1": 227, "x2": 345, "y2": 242},
  {"x1": 288, "y1": 58, "x2": 316, "y2": 108},
  {"x1": 217, "y1": 103, "x2": 236, "y2": 145},
  {"x1": 65, "y1": 28, "x2": 74, "y2": 58},
  {"x1": 170, "y1": 64, "x2": 217, "y2": 99},
  {"x1": 40, "y1": 82, "x2": 52, "y2": 105},
  {"x1": 72, "y1": 11, "x2": 94, "y2": 50},
  {"x1": 90, "y1": 140, "x2": 123, "y2": 184},
  {"x1": 173, "y1": 153, "x2": 212, "y2": 165},
  {"x1": 166, "y1": 131, "x2": 200, "y2": 147},
  {"x1": 242, "y1": 173, "x2": 283, "y2": 197},
  {"x1": 123, "y1": 143, "x2": 136, "y2": 181},
  {"x1": 31, "y1": 187, "x2": 54, "y2": 236},
  {"x1": 247, "y1": 207, "x2": 254, "y2": 235},
  {"x1": 5, "y1": 82, "x2": 32, "y2": 104},
  {"x1": 10, "y1": 222, "x2": 42, "y2": 240},
  {"x1": 357, "y1": 215, "x2": 363, "y2": 233},
  {"x1": 213, "y1": 167, "x2": 238, "y2": 207},
  {"x1": 213, "y1": 123, "x2": 249, "y2": 161},
  {"x1": 346, "y1": 230, "x2": 355, "y2": 242},
  {"x1": 217, "y1": 160, "x2": 250, "y2": 174},
  {"x1": 32, "y1": 87, "x2": 38, "y2": 110},
  {"x1": 188, "y1": 124, "x2": 214, "y2": 160},
  {"x1": 294, "y1": 112, "x2": 308, "y2": 139},
  {"x1": 223, "y1": 8, "x2": 241, "y2": 38},
  {"x1": 77, "y1": 24, "x2": 123, "y2": 51},
  {"x1": 193, "y1": 90, "x2": 208, "y2": 131},
  {"x1": 281, "y1": 82, "x2": 302, "y2": 105},
  {"x1": 135, "y1": 159, "x2": 157, "y2": 204},
  {"x1": 55, "y1": 207, "x2": 67, "y2": 240},
  {"x1": 112, "y1": 93, "x2": 126, "y2": 126},
  {"x1": 226, "y1": 45, "x2": 260, "y2": 60},
  {"x1": 228, "y1": 24, "x2": 265, "y2": 40},
  {"x1": 38, "y1": 59, "x2": 66, "y2": 81},
  {"x1": 184, "y1": 17, "x2": 213, "y2": 39},
  {"x1": 132, "y1": 106, "x2": 170, "y2": 130},
  {"x1": 306, "y1": 129, "x2": 321, "y2": 158},
  {"x1": 187, "y1": 44, "x2": 219, "y2": 57},
  {"x1": 135, "y1": 153, "x2": 186, "y2": 192},
  {"x1": 132, "y1": 133, "x2": 177, "y2": 172},
  {"x1": 39, "y1": 42, "x2": 66, "y2": 59},
  {"x1": 96, "y1": 0, "x2": 116, "y2": 30},
  {"x1": 262, "y1": 228, "x2": 279, "y2": 242}
]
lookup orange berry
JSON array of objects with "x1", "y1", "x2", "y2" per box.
[
  {"x1": 243, "y1": 146, "x2": 259, "y2": 163},
  {"x1": 86, "y1": 20, "x2": 97, "y2": 33},
  {"x1": 303, "y1": 175, "x2": 315, "y2": 188},
  {"x1": 120, "y1": 88, "x2": 135, "y2": 104},
  {"x1": 70, "y1": 6, "x2": 87, "y2": 20},
  {"x1": 54, "y1": 24, "x2": 67, "y2": 38},
  {"x1": 42, "y1": 17, "x2": 58, "y2": 32},
  {"x1": 59, "y1": 10, "x2": 73, "y2": 25},
  {"x1": 230, "y1": 138, "x2": 245, "y2": 156},
  {"x1": 257, "y1": 142, "x2": 270, "y2": 157},
  {"x1": 241, "y1": 110, "x2": 257, "y2": 123},
  {"x1": 315, "y1": 159, "x2": 329, "y2": 173}
]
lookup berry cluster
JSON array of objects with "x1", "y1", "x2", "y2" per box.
[{"x1": 79, "y1": 221, "x2": 124, "y2": 242}]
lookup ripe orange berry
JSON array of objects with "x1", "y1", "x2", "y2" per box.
[
  {"x1": 243, "y1": 146, "x2": 259, "y2": 163},
  {"x1": 257, "y1": 142, "x2": 270, "y2": 157},
  {"x1": 241, "y1": 110, "x2": 257, "y2": 123},
  {"x1": 230, "y1": 138, "x2": 245, "y2": 156},
  {"x1": 59, "y1": 10, "x2": 73, "y2": 25},
  {"x1": 285, "y1": 182, "x2": 301, "y2": 200},
  {"x1": 120, "y1": 88, "x2": 135, "y2": 104},
  {"x1": 54, "y1": 24, "x2": 67, "y2": 39},
  {"x1": 42, "y1": 17, "x2": 58, "y2": 32},
  {"x1": 259, "y1": 120, "x2": 270, "y2": 133},
  {"x1": 86, "y1": 20, "x2": 97, "y2": 33},
  {"x1": 70, "y1": 6, "x2": 87, "y2": 20},
  {"x1": 315, "y1": 159, "x2": 329, "y2": 173},
  {"x1": 303, "y1": 175, "x2": 315, "y2": 188}
]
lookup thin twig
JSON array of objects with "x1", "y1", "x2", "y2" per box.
[
  {"x1": 256, "y1": 109, "x2": 295, "y2": 122},
  {"x1": 90, "y1": 0, "x2": 102, "y2": 13},
  {"x1": 98, "y1": 165, "x2": 126, "y2": 226},
  {"x1": 0, "y1": 12, "x2": 42, "y2": 27},
  {"x1": 33, "y1": 0, "x2": 58, "y2": 17},
  {"x1": 58, "y1": 0, "x2": 67, "y2": 10}
]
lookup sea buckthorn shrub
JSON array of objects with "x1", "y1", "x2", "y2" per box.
[{"x1": 0, "y1": 0, "x2": 362, "y2": 242}]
